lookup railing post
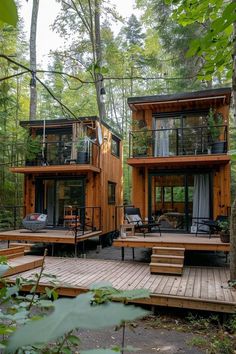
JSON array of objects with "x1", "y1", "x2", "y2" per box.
[
  {"x1": 176, "y1": 128, "x2": 179, "y2": 156},
  {"x1": 13, "y1": 206, "x2": 17, "y2": 230},
  {"x1": 129, "y1": 132, "x2": 131, "y2": 158}
]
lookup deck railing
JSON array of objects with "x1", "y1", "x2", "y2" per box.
[
  {"x1": 0, "y1": 205, "x2": 25, "y2": 231},
  {"x1": 25, "y1": 139, "x2": 100, "y2": 168},
  {"x1": 64, "y1": 206, "x2": 101, "y2": 240},
  {"x1": 129, "y1": 125, "x2": 228, "y2": 158}
]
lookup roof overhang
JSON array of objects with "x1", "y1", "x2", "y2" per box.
[{"x1": 128, "y1": 87, "x2": 232, "y2": 112}]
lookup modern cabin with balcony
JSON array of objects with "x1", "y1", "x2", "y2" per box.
[
  {"x1": 10, "y1": 116, "x2": 123, "y2": 238},
  {"x1": 127, "y1": 87, "x2": 231, "y2": 233}
]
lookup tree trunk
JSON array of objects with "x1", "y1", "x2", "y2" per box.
[
  {"x1": 230, "y1": 20, "x2": 236, "y2": 280},
  {"x1": 29, "y1": 0, "x2": 39, "y2": 120},
  {"x1": 94, "y1": 0, "x2": 106, "y2": 122}
]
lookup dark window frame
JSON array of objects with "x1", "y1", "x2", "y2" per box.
[
  {"x1": 108, "y1": 181, "x2": 116, "y2": 204},
  {"x1": 111, "y1": 135, "x2": 120, "y2": 157}
]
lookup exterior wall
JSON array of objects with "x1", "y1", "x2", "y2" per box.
[
  {"x1": 130, "y1": 98, "x2": 231, "y2": 225},
  {"x1": 213, "y1": 163, "x2": 231, "y2": 218},
  {"x1": 22, "y1": 120, "x2": 123, "y2": 236}
]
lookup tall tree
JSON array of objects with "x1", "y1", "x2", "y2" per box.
[{"x1": 29, "y1": 0, "x2": 39, "y2": 120}]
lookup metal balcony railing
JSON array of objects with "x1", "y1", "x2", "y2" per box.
[
  {"x1": 25, "y1": 139, "x2": 100, "y2": 168},
  {"x1": 129, "y1": 125, "x2": 228, "y2": 158}
]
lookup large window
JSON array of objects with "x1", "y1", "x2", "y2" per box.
[
  {"x1": 111, "y1": 135, "x2": 120, "y2": 157},
  {"x1": 108, "y1": 182, "x2": 116, "y2": 204}
]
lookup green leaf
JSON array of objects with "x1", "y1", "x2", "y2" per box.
[
  {"x1": 6, "y1": 292, "x2": 149, "y2": 352},
  {"x1": 67, "y1": 334, "x2": 80, "y2": 345},
  {"x1": 0, "y1": 0, "x2": 18, "y2": 27}
]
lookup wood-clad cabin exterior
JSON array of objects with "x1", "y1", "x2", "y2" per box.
[
  {"x1": 10, "y1": 117, "x2": 123, "y2": 236},
  {"x1": 127, "y1": 88, "x2": 231, "y2": 232}
]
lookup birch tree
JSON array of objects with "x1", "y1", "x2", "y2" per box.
[{"x1": 29, "y1": 0, "x2": 39, "y2": 120}]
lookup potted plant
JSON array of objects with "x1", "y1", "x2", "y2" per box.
[
  {"x1": 207, "y1": 109, "x2": 226, "y2": 153},
  {"x1": 76, "y1": 135, "x2": 90, "y2": 163},
  {"x1": 217, "y1": 219, "x2": 230, "y2": 243},
  {"x1": 132, "y1": 127, "x2": 150, "y2": 157},
  {"x1": 25, "y1": 136, "x2": 42, "y2": 166}
]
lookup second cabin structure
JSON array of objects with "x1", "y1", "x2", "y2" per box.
[
  {"x1": 127, "y1": 87, "x2": 231, "y2": 233},
  {"x1": 11, "y1": 116, "x2": 123, "y2": 239}
]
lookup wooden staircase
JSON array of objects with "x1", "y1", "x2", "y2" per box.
[{"x1": 150, "y1": 246, "x2": 185, "y2": 275}]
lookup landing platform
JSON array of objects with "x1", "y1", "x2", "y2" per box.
[
  {"x1": 6, "y1": 257, "x2": 236, "y2": 313},
  {"x1": 0, "y1": 229, "x2": 102, "y2": 245},
  {"x1": 113, "y1": 234, "x2": 230, "y2": 259}
]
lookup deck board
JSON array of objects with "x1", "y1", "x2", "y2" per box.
[
  {"x1": 113, "y1": 234, "x2": 230, "y2": 252},
  {"x1": 0, "y1": 229, "x2": 102, "y2": 245},
  {"x1": 6, "y1": 257, "x2": 236, "y2": 313}
]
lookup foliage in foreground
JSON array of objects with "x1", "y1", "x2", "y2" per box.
[{"x1": 0, "y1": 261, "x2": 150, "y2": 353}]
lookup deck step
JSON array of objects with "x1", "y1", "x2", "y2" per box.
[
  {"x1": 5, "y1": 252, "x2": 25, "y2": 260},
  {"x1": 9, "y1": 243, "x2": 35, "y2": 252},
  {"x1": 152, "y1": 246, "x2": 185, "y2": 256},
  {"x1": 150, "y1": 262, "x2": 183, "y2": 275},
  {"x1": 151, "y1": 254, "x2": 184, "y2": 264},
  {"x1": 0, "y1": 246, "x2": 26, "y2": 256}
]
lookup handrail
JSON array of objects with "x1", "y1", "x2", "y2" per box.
[
  {"x1": 24, "y1": 139, "x2": 100, "y2": 168},
  {"x1": 129, "y1": 125, "x2": 228, "y2": 158},
  {"x1": 63, "y1": 206, "x2": 101, "y2": 241}
]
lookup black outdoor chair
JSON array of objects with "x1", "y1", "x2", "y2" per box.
[
  {"x1": 124, "y1": 207, "x2": 161, "y2": 237},
  {"x1": 195, "y1": 215, "x2": 228, "y2": 238}
]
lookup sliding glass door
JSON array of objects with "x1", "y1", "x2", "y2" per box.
[
  {"x1": 148, "y1": 171, "x2": 212, "y2": 232},
  {"x1": 35, "y1": 177, "x2": 85, "y2": 226}
]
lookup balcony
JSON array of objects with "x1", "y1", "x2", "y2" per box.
[
  {"x1": 127, "y1": 125, "x2": 230, "y2": 167},
  {"x1": 129, "y1": 125, "x2": 228, "y2": 157},
  {"x1": 10, "y1": 139, "x2": 101, "y2": 174}
]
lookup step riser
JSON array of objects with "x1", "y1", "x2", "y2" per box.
[
  {"x1": 151, "y1": 255, "x2": 184, "y2": 264},
  {"x1": 152, "y1": 249, "x2": 184, "y2": 256},
  {"x1": 150, "y1": 264, "x2": 183, "y2": 275}
]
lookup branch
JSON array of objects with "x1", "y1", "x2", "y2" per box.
[
  {"x1": 0, "y1": 71, "x2": 28, "y2": 82},
  {"x1": 36, "y1": 76, "x2": 77, "y2": 118}
]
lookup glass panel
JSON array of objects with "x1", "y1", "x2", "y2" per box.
[
  {"x1": 151, "y1": 175, "x2": 188, "y2": 231},
  {"x1": 56, "y1": 179, "x2": 85, "y2": 226}
]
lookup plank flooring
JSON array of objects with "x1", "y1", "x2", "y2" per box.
[
  {"x1": 0, "y1": 229, "x2": 102, "y2": 245},
  {"x1": 113, "y1": 233, "x2": 230, "y2": 253},
  {"x1": 6, "y1": 257, "x2": 236, "y2": 313}
]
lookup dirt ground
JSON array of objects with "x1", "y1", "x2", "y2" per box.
[{"x1": 78, "y1": 317, "x2": 205, "y2": 354}]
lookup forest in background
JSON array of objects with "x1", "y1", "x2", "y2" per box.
[{"x1": 0, "y1": 0, "x2": 235, "y2": 211}]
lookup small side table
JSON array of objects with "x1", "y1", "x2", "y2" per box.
[{"x1": 120, "y1": 224, "x2": 135, "y2": 237}]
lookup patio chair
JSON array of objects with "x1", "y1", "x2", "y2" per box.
[
  {"x1": 22, "y1": 213, "x2": 47, "y2": 232},
  {"x1": 195, "y1": 215, "x2": 228, "y2": 238},
  {"x1": 124, "y1": 207, "x2": 161, "y2": 237}
]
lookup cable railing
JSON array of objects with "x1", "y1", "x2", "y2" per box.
[
  {"x1": 25, "y1": 139, "x2": 100, "y2": 168},
  {"x1": 0, "y1": 205, "x2": 25, "y2": 231},
  {"x1": 129, "y1": 125, "x2": 228, "y2": 158}
]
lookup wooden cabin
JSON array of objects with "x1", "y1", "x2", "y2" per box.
[
  {"x1": 127, "y1": 87, "x2": 231, "y2": 232},
  {"x1": 10, "y1": 116, "x2": 123, "y2": 238}
]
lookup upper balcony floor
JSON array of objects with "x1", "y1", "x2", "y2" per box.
[{"x1": 10, "y1": 116, "x2": 122, "y2": 175}]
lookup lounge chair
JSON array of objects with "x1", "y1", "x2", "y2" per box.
[
  {"x1": 124, "y1": 207, "x2": 161, "y2": 237},
  {"x1": 22, "y1": 213, "x2": 47, "y2": 232},
  {"x1": 195, "y1": 215, "x2": 228, "y2": 238}
]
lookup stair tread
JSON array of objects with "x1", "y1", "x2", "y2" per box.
[{"x1": 150, "y1": 262, "x2": 183, "y2": 268}]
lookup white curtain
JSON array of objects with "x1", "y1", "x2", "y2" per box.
[
  {"x1": 154, "y1": 118, "x2": 170, "y2": 157},
  {"x1": 192, "y1": 174, "x2": 210, "y2": 232}
]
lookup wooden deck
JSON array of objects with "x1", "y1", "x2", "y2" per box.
[
  {"x1": 0, "y1": 229, "x2": 102, "y2": 245},
  {"x1": 6, "y1": 257, "x2": 236, "y2": 313},
  {"x1": 113, "y1": 234, "x2": 230, "y2": 261}
]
